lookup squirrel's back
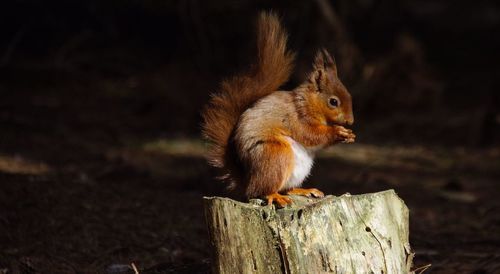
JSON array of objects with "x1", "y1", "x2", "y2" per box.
[{"x1": 202, "y1": 12, "x2": 295, "y2": 183}]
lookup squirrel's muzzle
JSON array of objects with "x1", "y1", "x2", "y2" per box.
[{"x1": 344, "y1": 114, "x2": 354, "y2": 126}]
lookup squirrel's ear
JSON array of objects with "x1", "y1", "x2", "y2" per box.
[
  {"x1": 310, "y1": 49, "x2": 337, "y2": 92},
  {"x1": 313, "y1": 50, "x2": 324, "y2": 71},
  {"x1": 313, "y1": 48, "x2": 337, "y2": 78},
  {"x1": 309, "y1": 69, "x2": 325, "y2": 92},
  {"x1": 321, "y1": 48, "x2": 337, "y2": 77}
]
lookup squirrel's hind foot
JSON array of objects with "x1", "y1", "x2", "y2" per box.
[
  {"x1": 286, "y1": 188, "x2": 325, "y2": 198},
  {"x1": 265, "y1": 193, "x2": 292, "y2": 208}
]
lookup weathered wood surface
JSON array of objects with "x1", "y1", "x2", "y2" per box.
[{"x1": 204, "y1": 189, "x2": 414, "y2": 274}]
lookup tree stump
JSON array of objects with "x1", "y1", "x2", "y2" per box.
[{"x1": 203, "y1": 189, "x2": 414, "y2": 274}]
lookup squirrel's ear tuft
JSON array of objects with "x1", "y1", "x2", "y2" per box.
[
  {"x1": 313, "y1": 50, "x2": 325, "y2": 71},
  {"x1": 313, "y1": 48, "x2": 337, "y2": 78},
  {"x1": 310, "y1": 48, "x2": 338, "y2": 92}
]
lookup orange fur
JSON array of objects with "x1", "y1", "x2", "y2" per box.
[
  {"x1": 201, "y1": 12, "x2": 295, "y2": 184},
  {"x1": 202, "y1": 12, "x2": 355, "y2": 202},
  {"x1": 245, "y1": 138, "x2": 293, "y2": 197}
]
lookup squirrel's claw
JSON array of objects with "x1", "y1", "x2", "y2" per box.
[
  {"x1": 266, "y1": 193, "x2": 292, "y2": 208},
  {"x1": 286, "y1": 188, "x2": 325, "y2": 198},
  {"x1": 342, "y1": 135, "x2": 356, "y2": 143}
]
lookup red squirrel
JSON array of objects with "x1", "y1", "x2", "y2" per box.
[{"x1": 202, "y1": 12, "x2": 355, "y2": 207}]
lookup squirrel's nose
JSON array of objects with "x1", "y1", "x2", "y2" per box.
[{"x1": 345, "y1": 116, "x2": 354, "y2": 126}]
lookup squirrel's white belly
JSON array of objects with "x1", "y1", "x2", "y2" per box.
[{"x1": 283, "y1": 137, "x2": 314, "y2": 190}]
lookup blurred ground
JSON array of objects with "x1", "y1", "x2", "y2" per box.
[
  {"x1": 0, "y1": 124, "x2": 499, "y2": 273},
  {"x1": 0, "y1": 0, "x2": 499, "y2": 273}
]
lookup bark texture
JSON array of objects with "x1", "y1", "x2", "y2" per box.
[{"x1": 204, "y1": 189, "x2": 414, "y2": 274}]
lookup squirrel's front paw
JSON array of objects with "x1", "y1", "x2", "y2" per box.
[{"x1": 333, "y1": 126, "x2": 356, "y2": 143}]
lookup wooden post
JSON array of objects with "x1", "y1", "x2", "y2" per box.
[{"x1": 204, "y1": 189, "x2": 414, "y2": 274}]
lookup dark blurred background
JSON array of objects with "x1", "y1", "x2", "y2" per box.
[{"x1": 0, "y1": 1, "x2": 499, "y2": 273}]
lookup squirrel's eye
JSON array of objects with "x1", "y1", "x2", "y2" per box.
[{"x1": 328, "y1": 97, "x2": 339, "y2": 108}]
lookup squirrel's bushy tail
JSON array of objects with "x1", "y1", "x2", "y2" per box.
[{"x1": 202, "y1": 12, "x2": 295, "y2": 181}]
